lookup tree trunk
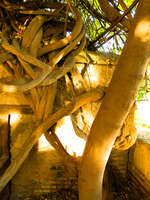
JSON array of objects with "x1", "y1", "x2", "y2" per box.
[{"x1": 79, "y1": 1, "x2": 150, "y2": 200}]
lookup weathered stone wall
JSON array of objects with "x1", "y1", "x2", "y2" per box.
[
  {"x1": 128, "y1": 136, "x2": 150, "y2": 199},
  {"x1": 106, "y1": 136, "x2": 150, "y2": 200},
  {"x1": 103, "y1": 149, "x2": 129, "y2": 200}
]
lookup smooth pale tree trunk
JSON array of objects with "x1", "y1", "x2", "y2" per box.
[{"x1": 79, "y1": 1, "x2": 150, "y2": 200}]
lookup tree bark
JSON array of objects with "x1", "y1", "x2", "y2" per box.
[{"x1": 79, "y1": 1, "x2": 150, "y2": 200}]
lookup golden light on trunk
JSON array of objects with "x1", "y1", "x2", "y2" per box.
[{"x1": 135, "y1": 20, "x2": 150, "y2": 42}]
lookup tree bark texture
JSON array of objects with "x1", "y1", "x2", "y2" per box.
[{"x1": 79, "y1": 1, "x2": 150, "y2": 200}]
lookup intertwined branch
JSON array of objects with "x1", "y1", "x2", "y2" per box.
[
  {"x1": 0, "y1": 1, "x2": 138, "y2": 194},
  {"x1": 0, "y1": 2, "x2": 85, "y2": 120}
]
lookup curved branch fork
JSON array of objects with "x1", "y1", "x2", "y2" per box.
[{"x1": 0, "y1": 88, "x2": 105, "y2": 192}]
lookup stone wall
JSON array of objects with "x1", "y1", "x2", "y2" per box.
[
  {"x1": 128, "y1": 136, "x2": 150, "y2": 199},
  {"x1": 106, "y1": 136, "x2": 150, "y2": 200}
]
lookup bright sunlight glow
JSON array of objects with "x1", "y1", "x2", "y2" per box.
[
  {"x1": 136, "y1": 94, "x2": 150, "y2": 130},
  {"x1": 38, "y1": 134, "x2": 54, "y2": 152},
  {"x1": 135, "y1": 20, "x2": 150, "y2": 42},
  {"x1": 10, "y1": 113, "x2": 21, "y2": 124},
  {"x1": 55, "y1": 116, "x2": 86, "y2": 157},
  {"x1": 0, "y1": 113, "x2": 21, "y2": 125}
]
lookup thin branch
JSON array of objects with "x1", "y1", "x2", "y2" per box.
[
  {"x1": 90, "y1": 0, "x2": 139, "y2": 45},
  {"x1": 44, "y1": 130, "x2": 76, "y2": 163},
  {"x1": 0, "y1": 52, "x2": 14, "y2": 63},
  {"x1": 98, "y1": 0, "x2": 131, "y2": 30},
  {"x1": 81, "y1": 0, "x2": 107, "y2": 22},
  {"x1": 96, "y1": 29, "x2": 121, "y2": 48},
  {"x1": 71, "y1": 115, "x2": 87, "y2": 140},
  {"x1": 22, "y1": 15, "x2": 45, "y2": 49},
  {"x1": 0, "y1": 1, "x2": 66, "y2": 10},
  {"x1": 118, "y1": 0, "x2": 133, "y2": 21}
]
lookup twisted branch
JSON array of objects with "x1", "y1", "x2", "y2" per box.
[{"x1": 38, "y1": 6, "x2": 83, "y2": 56}]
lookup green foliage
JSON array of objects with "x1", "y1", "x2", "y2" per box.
[
  {"x1": 137, "y1": 64, "x2": 150, "y2": 101},
  {"x1": 123, "y1": 0, "x2": 135, "y2": 8},
  {"x1": 137, "y1": 87, "x2": 146, "y2": 101}
]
